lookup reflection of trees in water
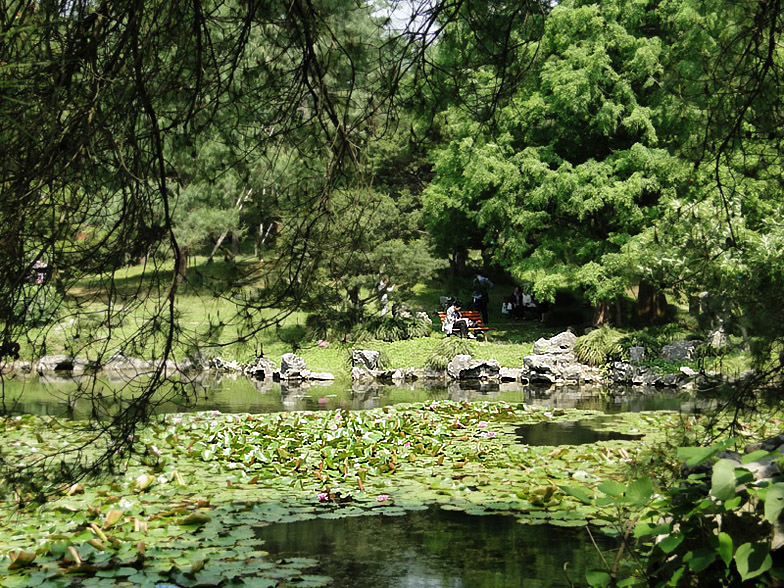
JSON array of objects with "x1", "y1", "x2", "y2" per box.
[
  {"x1": 9, "y1": 375, "x2": 699, "y2": 420},
  {"x1": 256, "y1": 506, "x2": 609, "y2": 588},
  {"x1": 515, "y1": 419, "x2": 644, "y2": 447}
]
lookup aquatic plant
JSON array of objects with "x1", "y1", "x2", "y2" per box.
[{"x1": 0, "y1": 404, "x2": 706, "y2": 587}]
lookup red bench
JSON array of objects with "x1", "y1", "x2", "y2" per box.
[{"x1": 437, "y1": 310, "x2": 491, "y2": 340}]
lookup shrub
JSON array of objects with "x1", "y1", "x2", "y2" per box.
[
  {"x1": 353, "y1": 315, "x2": 432, "y2": 342},
  {"x1": 573, "y1": 326, "x2": 626, "y2": 366},
  {"x1": 580, "y1": 439, "x2": 784, "y2": 587},
  {"x1": 618, "y1": 330, "x2": 664, "y2": 358},
  {"x1": 425, "y1": 337, "x2": 475, "y2": 370}
]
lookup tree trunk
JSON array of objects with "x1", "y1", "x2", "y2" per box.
[
  {"x1": 593, "y1": 299, "x2": 624, "y2": 326},
  {"x1": 449, "y1": 246, "x2": 467, "y2": 277},
  {"x1": 636, "y1": 280, "x2": 668, "y2": 325},
  {"x1": 176, "y1": 246, "x2": 189, "y2": 284}
]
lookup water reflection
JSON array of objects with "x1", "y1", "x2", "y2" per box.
[
  {"x1": 516, "y1": 417, "x2": 645, "y2": 446},
  {"x1": 255, "y1": 506, "x2": 611, "y2": 588},
  {"x1": 0, "y1": 372, "x2": 707, "y2": 419}
]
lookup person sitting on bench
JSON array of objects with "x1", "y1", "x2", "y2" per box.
[{"x1": 442, "y1": 302, "x2": 475, "y2": 339}]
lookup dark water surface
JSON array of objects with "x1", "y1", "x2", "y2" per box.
[
  {"x1": 516, "y1": 417, "x2": 645, "y2": 446},
  {"x1": 255, "y1": 506, "x2": 611, "y2": 588}
]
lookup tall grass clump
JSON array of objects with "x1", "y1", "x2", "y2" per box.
[
  {"x1": 426, "y1": 337, "x2": 475, "y2": 370},
  {"x1": 573, "y1": 326, "x2": 625, "y2": 366},
  {"x1": 353, "y1": 315, "x2": 432, "y2": 342}
]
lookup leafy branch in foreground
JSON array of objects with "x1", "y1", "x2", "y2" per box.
[{"x1": 570, "y1": 438, "x2": 784, "y2": 587}]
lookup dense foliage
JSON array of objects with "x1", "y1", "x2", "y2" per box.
[{"x1": 2, "y1": 0, "x2": 784, "y2": 584}]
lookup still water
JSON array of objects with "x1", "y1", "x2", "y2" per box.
[
  {"x1": 256, "y1": 506, "x2": 612, "y2": 588},
  {"x1": 0, "y1": 372, "x2": 702, "y2": 419}
]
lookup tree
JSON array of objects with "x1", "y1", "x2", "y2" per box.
[
  {"x1": 0, "y1": 0, "x2": 546, "y2": 495},
  {"x1": 421, "y1": 0, "x2": 784, "y2": 337}
]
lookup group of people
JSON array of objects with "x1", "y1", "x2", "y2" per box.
[
  {"x1": 378, "y1": 271, "x2": 544, "y2": 338},
  {"x1": 504, "y1": 284, "x2": 544, "y2": 321}
]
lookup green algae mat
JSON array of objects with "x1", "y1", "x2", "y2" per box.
[{"x1": 0, "y1": 401, "x2": 689, "y2": 587}]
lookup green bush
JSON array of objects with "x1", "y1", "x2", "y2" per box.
[
  {"x1": 618, "y1": 330, "x2": 664, "y2": 358},
  {"x1": 573, "y1": 326, "x2": 626, "y2": 366},
  {"x1": 353, "y1": 315, "x2": 432, "y2": 343},
  {"x1": 425, "y1": 337, "x2": 475, "y2": 370}
]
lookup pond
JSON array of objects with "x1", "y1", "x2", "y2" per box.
[
  {"x1": 0, "y1": 374, "x2": 699, "y2": 588},
  {"x1": 255, "y1": 506, "x2": 612, "y2": 588},
  {"x1": 0, "y1": 372, "x2": 703, "y2": 420}
]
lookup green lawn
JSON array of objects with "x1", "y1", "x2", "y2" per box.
[{"x1": 13, "y1": 256, "x2": 750, "y2": 375}]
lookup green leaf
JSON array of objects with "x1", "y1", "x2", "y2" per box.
[
  {"x1": 742, "y1": 450, "x2": 771, "y2": 464},
  {"x1": 710, "y1": 459, "x2": 737, "y2": 501},
  {"x1": 633, "y1": 522, "x2": 671, "y2": 538},
  {"x1": 716, "y1": 532, "x2": 733, "y2": 566},
  {"x1": 667, "y1": 565, "x2": 685, "y2": 586},
  {"x1": 764, "y1": 483, "x2": 784, "y2": 524},
  {"x1": 658, "y1": 533, "x2": 684, "y2": 554},
  {"x1": 626, "y1": 477, "x2": 653, "y2": 506},
  {"x1": 684, "y1": 548, "x2": 716, "y2": 572},
  {"x1": 677, "y1": 446, "x2": 716, "y2": 467},
  {"x1": 559, "y1": 484, "x2": 592, "y2": 504},
  {"x1": 585, "y1": 569, "x2": 612, "y2": 587},
  {"x1": 0, "y1": 576, "x2": 34, "y2": 588},
  {"x1": 735, "y1": 542, "x2": 772, "y2": 581},
  {"x1": 597, "y1": 480, "x2": 626, "y2": 497}
]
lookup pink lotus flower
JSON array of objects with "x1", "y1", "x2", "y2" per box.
[
  {"x1": 543, "y1": 411, "x2": 553, "y2": 418},
  {"x1": 377, "y1": 494, "x2": 391, "y2": 502},
  {"x1": 477, "y1": 421, "x2": 488, "y2": 428},
  {"x1": 479, "y1": 431, "x2": 496, "y2": 438},
  {"x1": 318, "y1": 493, "x2": 329, "y2": 502}
]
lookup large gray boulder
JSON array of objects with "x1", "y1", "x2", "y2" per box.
[
  {"x1": 72, "y1": 357, "x2": 99, "y2": 376},
  {"x1": 533, "y1": 331, "x2": 578, "y2": 355},
  {"x1": 244, "y1": 355, "x2": 277, "y2": 380},
  {"x1": 500, "y1": 367, "x2": 522, "y2": 382},
  {"x1": 446, "y1": 355, "x2": 472, "y2": 379},
  {"x1": 102, "y1": 352, "x2": 153, "y2": 373},
  {"x1": 628, "y1": 346, "x2": 646, "y2": 364},
  {"x1": 522, "y1": 354, "x2": 572, "y2": 384},
  {"x1": 660, "y1": 340, "x2": 702, "y2": 362},
  {"x1": 36, "y1": 355, "x2": 73, "y2": 374},
  {"x1": 611, "y1": 362, "x2": 660, "y2": 386},
  {"x1": 279, "y1": 353, "x2": 308, "y2": 380},
  {"x1": 308, "y1": 371, "x2": 335, "y2": 381},
  {"x1": 351, "y1": 366, "x2": 375, "y2": 381},
  {"x1": 352, "y1": 349, "x2": 380, "y2": 371},
  {"x1": 422, "y1": 367, "x2": 446, "y2": 380},
  {"x1": 446, "y1": 355, "x2": 500, "y2": 380},
  {"x1": 523, "y1": 331, "x2": 602, "y2": 385}
]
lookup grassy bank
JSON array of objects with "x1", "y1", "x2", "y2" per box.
[{"x1": 15, "y1": 256, "x2": 750, "y2": 376}]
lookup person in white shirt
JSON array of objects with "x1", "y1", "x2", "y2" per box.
[{"x1": 442, "y1": 302, "x2": 474, "y2": 338}]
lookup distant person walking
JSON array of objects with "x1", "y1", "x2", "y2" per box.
[{"x1": 472, "y1": 273, "x2": 493, "y2": 325}]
